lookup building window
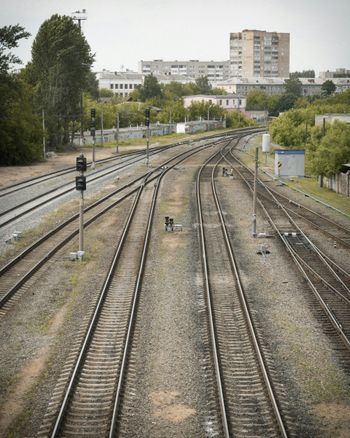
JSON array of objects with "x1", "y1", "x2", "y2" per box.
[
  {"x1": 115, "y1": 84, "x2": 118, "y2": 89},
  {"x1": 129, "y1": 84, "x2": 133, "y2": 89},
  {"x1": 226, "y1": 100, "x2": 229, "y2": 105},
  {"x1": 120, "y1": 84, "x2": 123, "y2": 89},
  {"x1": 110, "y1": 84, "x2": 114, "y2": 89}
]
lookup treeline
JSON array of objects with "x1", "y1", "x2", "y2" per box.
[
  {"x1": 86, "y1": 74, "x2": 255, "y2": 132},
  {"x1": 246, "y1": 78, "x2": 337, "y2": 116},
  {"x1": 1, "y1": 16, "x2": 95, "y2": 165},
  {"x1": 268, "y1": 90, "x2": 350, "y2": 177}
]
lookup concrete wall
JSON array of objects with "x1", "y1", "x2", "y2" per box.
[{"x1": 324, "y1": 172, "x2": 350, "y2": 197}]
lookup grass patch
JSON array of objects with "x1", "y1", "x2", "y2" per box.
[{"x1": 288, "y1": 178, "x2": 350, "y2": 216}]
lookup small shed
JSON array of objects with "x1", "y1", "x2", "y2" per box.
[{"x1": 275, "y1": 149, "x2": 305, "y2": 177}]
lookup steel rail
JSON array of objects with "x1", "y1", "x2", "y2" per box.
[
  {"x1": 226, "y1": 153, "x2": 350, "y2": 351},
  {"x1": 50, "y1": 135, "x2": 233, "y2": 437},
  {"x1": 196, "y1": 147, "x2": 231, "y2": 438},
  {"x1": 211, "y1": 151, "x2": 289, "y2": 438},
  {"x1": 0, "y1": 140, "x2": 220, "y2": 310}
]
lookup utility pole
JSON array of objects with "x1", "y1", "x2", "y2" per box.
[
  {"x1": 101, "y1": 105, "x2": 104, "y2": 147},
  {"x1": 252, "y1": 147, "x2": 259, "y2": 237},
  {"x1": 115, "y1": 112, "x2": 119, "y2": 154},
  {"x1": 72, "y1": 10, "x2": 87, "y2": 145},
  {"x1": 42, "y1": 109, "x2": 46, "y2": 160}
]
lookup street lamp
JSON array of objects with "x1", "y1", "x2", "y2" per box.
[{"x1": 71, "y1": 9, "x2": 87, "y2": 145}]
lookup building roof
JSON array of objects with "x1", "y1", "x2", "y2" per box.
[
  {"x1": 184, "y1": 94, "x2": 244, "y2": 99},
  {"x1": 96, "y1": 70, "x2": 142, "y2": 80}
]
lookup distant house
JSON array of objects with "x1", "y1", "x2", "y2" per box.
[{"x1": 183, "y1": 94, "x2": 246, "y2": 112}]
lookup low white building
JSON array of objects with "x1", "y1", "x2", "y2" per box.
[
  {"x1": 183, "y1": 94, "x2": 246, "y2": 111},
  {"x1": 96, "y1": 70, "x2": 143, "y2": 98},
  {"x1": 97, "y1": 70, "x2": 196, "y2": 97}
]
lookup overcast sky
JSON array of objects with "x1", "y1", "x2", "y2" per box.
[{"x1": 1, "y1": 0, "x2": 350, "y2": 75}]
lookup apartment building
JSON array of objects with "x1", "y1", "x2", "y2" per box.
[
  {"x1": 138, "y1": 60, "x2": 230, "y2": 85},
  {"x1": 319, "y1": 68, "x2": 350, "y2": 79},
  {"x1": 229, "y1": 30, "x2": 290, "y2": 78},
  {"x1": 219, "y1": 77, "x2": 350, "y2": 96}
]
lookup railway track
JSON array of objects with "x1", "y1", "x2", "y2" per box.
[
  {"x1": 37, "y1": 135, "x2": 239, "y2": 437},
  {"x1": 226, "y1": 153, "x2": 350, "y2": 352},
  {"x1": 0, "y1": 144, "x2": 178, "y2": 229},
  {"x1": 230, "y1": 148, "x2": 350, "y2": 249},
  {"x1": 0, "y1": 140, "x2": 222, "y2": 316},
  {"x1": 196, "y1": 144, "x2": 288, "y2": 437}
]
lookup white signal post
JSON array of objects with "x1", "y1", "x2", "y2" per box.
[
  {"x1": 115, "y1": 112, "x2": 119, "y2": 154},
  {"x1": 252, "y1": 147, "x2": 259, "y2": 237}
]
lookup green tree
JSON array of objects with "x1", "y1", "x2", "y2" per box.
[
  {"x1": 85, "y1": 71, "x2": 99, "y2": 99},
  {"x1": 0, "y1": 25, "x2": 42, "y2": 165},
  {"x1": 284, "y1": 77, "x2": 302, "y2": 98},
  {"x1": 138, "y1": 74, "x2": 163, "y2": 102},
  {"x1": 309, "y1": 122, "x2": 350, "y2": 177},
  {"x1": 211, "y1": 87, "x2": 227, "y2": 95},
  {"x1": 157, "y1": 100, "x2": 186, "y2": 124},
  {"x1": 246, "y1": 90, "x2": 269, "y2": 110},
  {"x1": 0, "y1": 24, "x2": 30, "y2": 73},
  {"x1": 30, "y1": 14, "x2": 94, "y2": 149},
  {"x1": 195, "y1": 76, "x2": 212, "y2": 94},
  {"x1": 321, "y1": 80, "x2": 336, "y2": 96}
]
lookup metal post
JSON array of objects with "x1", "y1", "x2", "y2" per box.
[
  {"x1": 101, "y1": 105, "x2": 104, "y2": 147},
  {"x1": 115, "y1": 112, "x2": 119, "y2": 154},
  {"x1": 79, "y1": 189, "x2": 84, "y2": 252},
  {"x1": 72, "y1": 11, "x2": 87, "y2": 145},
  {"x1": 252, "y1": 146, "x2": 258, "y2": 237},
  {"x1": 146, "y1": 125, "x2": 150, "y2": 167},
  {"x1": 42, "y1": 109, "x2": 46, "y2": 160},
  {"x1": 80, "y1": 93, "x2": 84, "y2": 145},
  {"x1": 92, "y1": 136, "x2": 96, "y2": 169}
]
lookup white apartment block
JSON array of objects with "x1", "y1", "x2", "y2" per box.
[
  {"x1": 183, "y1": 95, "x2": 246, "y2": 111},
  {"x1": 138, "y1": 60, "x2": 231, "y2": 86},
  {"x1": 319, "y1": 68, "x2": 350, "y2": 79},
  {"x1": 220, "y1": 77, "x2": 350, "y2": 96},
  {"x1": 229, "y1": 30, "x2": 290, "y2": 78}
]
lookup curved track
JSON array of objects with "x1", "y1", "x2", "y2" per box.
[{"x1": 226, "y1": 152, "x2": 350, "y2": 351}]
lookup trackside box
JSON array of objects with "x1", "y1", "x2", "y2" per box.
[{"x1": 275, "y1": 149, "x2": 305, "y2": 177}]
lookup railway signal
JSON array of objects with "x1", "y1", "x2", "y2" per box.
[
  {"x1": 75, "y1": 175, "x2": 86, "y2": 191},
  {"x1": 144, "y1": 108, "x2": 150, "y2": 127},
  {"x1": 76, "y1": 154, "x2": 87, "y2": 172},
  {"x1": 75, "y1": 153, "x2": 87, "y2": 259}
]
